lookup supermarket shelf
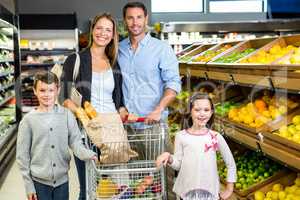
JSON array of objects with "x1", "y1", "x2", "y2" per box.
[
  {"x1": 21, "y1": 48, "x2": 75, "y2": 56},
  {"x1": 0, "y1": 59, "x2": 14, "y2": 63},
  {"x1": 21, "y1": 62, "x2": 60, "y2": 67},
  {"x1": 179, "y1": 64, "x2": 300, "y2": 91},
  {"x1": 0, "y1": 83, "x2": 14, "y2": 91},
  {"x1": 0, "y1": 71, "x2": 14, "y2": 78},
  {"x1": 0, "y1": 124, "x2": 17, "y2": 152},
  {"x1": 0, "y1": 95, "x2": 15, "y2": 107},
  {"x1": 0, "y1": 46, "x2": 13, "y2": 51}
]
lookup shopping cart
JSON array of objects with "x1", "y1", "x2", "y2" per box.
[{"x1": 85, "y1": 120, "x2": 168, "y2": 200}]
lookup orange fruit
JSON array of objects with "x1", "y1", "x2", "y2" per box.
[{"x1": 255, "y1": 99, "x2": 267, "y2": 110}]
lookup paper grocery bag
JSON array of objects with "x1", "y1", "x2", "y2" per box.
[{"x1": 85, "y1": 113, "x2": 138, "y2": 164}]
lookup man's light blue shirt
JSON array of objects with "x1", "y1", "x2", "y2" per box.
[{"x1": 118, "y1": 33, "x2": 181, "y2": 122}]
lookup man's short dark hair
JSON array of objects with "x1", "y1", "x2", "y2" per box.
[
  {"x1": 33, "y1": 71, "x2": 59, "y2": 89},
  {"x1": 123, "y1": 1, "x2": 147, "y2": 18}
]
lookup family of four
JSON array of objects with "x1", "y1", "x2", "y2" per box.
[{"x1": 16, "y1": 2, "x2": 236, "y2": 200}]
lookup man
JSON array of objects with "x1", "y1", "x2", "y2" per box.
[{"x1": 118, "y1": 2, "x2": 181, "y2": 125}]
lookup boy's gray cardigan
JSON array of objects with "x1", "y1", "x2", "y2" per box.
[{"x1": 16, "y1": 105, "x2": 95, "y2": 195}]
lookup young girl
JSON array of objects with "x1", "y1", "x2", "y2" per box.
[{"x1": 156, "y1": 93, "x2": 236, "y2": 200}]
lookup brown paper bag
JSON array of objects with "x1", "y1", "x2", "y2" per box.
[{"x1": 84, "y1": 113, "x2": 138, "y2": 164}]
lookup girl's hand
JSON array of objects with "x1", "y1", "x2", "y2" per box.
[
  {"x1": 219, "y1": 183, "x2": 234, "y2": 200},
  {"x1": 156, "y1": 152, "x2": 171, "y2": 167},
  {"x1": 27, "y1": 193, "x2": 38, "y2": 200}
]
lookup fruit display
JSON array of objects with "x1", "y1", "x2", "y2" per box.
[
  {"x1": 179, "y1": 55, "x2": 193, "y2": 62},
  {"x1": 213, "y1": 48, "x2": 256, "y2": 63},
  {"x1": 215, "y1": 101, "x2": 240, "y2": 117},
  {"x1": 218, "y1": 151, "x2": 283, "y2": 194},
  {"x1": 272, "y1": 115, "x2": 300, "y2": 144},
  {"x1": 239, "y1": 44, "x2": 296, "y2": 64},
  {"x1": 277, "y1": 47, "x2": 300, "y2": 65},
  {"x1": 191, "y1": 44, "x2": 233, "y2": 63},
  {"x1": 227, "y1": 92, "x2": 299, "y2": 129},
  {"x1": 252, "y1": 174, "x2": 300, "y2": 200}
]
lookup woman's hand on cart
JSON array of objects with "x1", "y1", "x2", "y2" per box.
[
  {"x1": 219, "y1": 182, "x2": 234, "y2": 200},
  {"x1": 156, "y1": 152, "x2": 172, "y2": 168}
]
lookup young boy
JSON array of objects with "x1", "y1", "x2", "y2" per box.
[{"x1": 16, "y1": 71, "x2": 96, "y2": 200}]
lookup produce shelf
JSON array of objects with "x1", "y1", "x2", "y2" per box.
[
  {"x1": 0, "y1": 95, "x2": 15, "y2": 107},
  {"x1": 0, "y1": 124, "x2": 17, "y2": 151}
]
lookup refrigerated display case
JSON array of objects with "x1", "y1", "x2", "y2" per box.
[{"x1": 0, "y1": 3, "x2": 21, "y2": 185}]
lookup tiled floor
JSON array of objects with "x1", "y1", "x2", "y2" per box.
[{"x1": 0, "y1": 156, "x2": 80, "y2": 200}]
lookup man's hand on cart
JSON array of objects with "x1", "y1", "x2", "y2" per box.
[
  {"x1": 145, "y1": 108, "x2": 161, "y2": 124},
  {"x1": 27, "y1": 193, "x2": 37, "y2": 200},
  {"x1": 156, "y1": 152, "x2": 172, "y2": 167}
]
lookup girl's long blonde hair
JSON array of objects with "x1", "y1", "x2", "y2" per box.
[{"x1": 88, "y1": 13, "x2": 118, "y2": 66}]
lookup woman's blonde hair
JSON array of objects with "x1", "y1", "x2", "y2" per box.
[{"x1": 88, "y1": 13, "x2": 118, "y2": 66}]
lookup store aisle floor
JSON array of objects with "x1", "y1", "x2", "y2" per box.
[{"x1": 0, "y1": 155, "x2": 80, "y2": 200}]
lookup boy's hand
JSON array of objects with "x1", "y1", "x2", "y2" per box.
[
  {"x1": 219, "y1": 182, "x2": 234, "y2": 200},
  {"x1": 91, "y1": 155, "x2": 99, "y2": 164},
  {"x1": 27, "y1": 193, "x2": 38, "y2": 200},
  {"x1": 156, "y1": 152, "x2": 171, "y2": 168}
]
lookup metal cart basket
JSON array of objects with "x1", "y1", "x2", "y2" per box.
[{"x1": 85, "y1": 122, "x2": 167, "y2": 200}]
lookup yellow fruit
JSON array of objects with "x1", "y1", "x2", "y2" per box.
[
  {"x1": 278, "y1": 191, "x2": 286, "y2": 200},
  {"x1": 289, "y1": 185, "x2": 298, "y2": 194},
  {"x1": 271, "y1": 109, "x2": 281, "y2": 120},
  {"x1": 292, "y1": 134, "x2": 300, "y2": 143},
  {"x1": 295, "y1": 177, "x2": 300, "y2": 186},
  {"x1": 271, "y1": 191, "x2": 278, "y2": 200},
  {"x1": 279, "y1": 126, "x2": 288, "y2": 134},
  {"x1": 254, "y1": 191, "x2": 265, "y2": 200},
  {"x1": 96, "y1": 179, "x2": 118, "y2": 198},
  {"x1": 278, "y1": 106, "x2": 287, "y2": 114},
  {"x1": 295, "y1": 124, "x2": 300, "y2": 131},
  {"x1": 273, "y1": 183, "x2": 283, "y2": 192},
  {"x1": 288, "y1": 125, "x2": 297, "y2": 135},
  {"x1": 262, "y1": 110, "x2": 271, "y2": 118},
  {"x1": 292, "y1": 115, "x2": 300, "y2": 125},
  {"x1": 294, "y1": 188, "x2": 300, "y2": 196},
  {"x1": 244, "y1": 115, "x2": 254, "y2": 125},
  {"x1": 266, "y1": 191, "x2": 273, "y2": 198},
  {"x1": 228, "y1": 108, "x2": 238, "y2": 119}
]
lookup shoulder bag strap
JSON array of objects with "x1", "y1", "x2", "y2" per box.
[{"x1": 72, "y1": 53, "x2": 80, "y2": 82}]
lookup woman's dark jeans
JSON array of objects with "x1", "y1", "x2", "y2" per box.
[{"x1": 74, "y1": 155, "x2": 86, "y2": 200}]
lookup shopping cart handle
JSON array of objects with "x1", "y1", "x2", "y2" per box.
[{"x1": 122, "y1": 116, "x2": 145, "y2": 123}]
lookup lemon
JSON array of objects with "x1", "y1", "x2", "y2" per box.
[
  {"x1": 289, "y1": 185, "x2": 298, "y2": 194},
  {"x1": 292, "y1": 115, "x2": 300, "y2": 125},
  {"x1": 270, "y1": 191, "x2": 278, "y2": 200},
  {"x1": 254, "y1": 191, "x2": 265, "y2": 200},
  {"x1": 273, "y1": 183, "x2": 283, "y2": 192},
  {"x1": 295, "y1": 177, "x2": 300, "y2": 186},
  {"x1": 278, "y1": 191, "x2": 286, "y2": 200},
  {"x1": 295, "y1": 124, "x2": 300, "y2": 131},
  {"x1": 266, "y1": 191, "x2": 273, "y2": 198}
]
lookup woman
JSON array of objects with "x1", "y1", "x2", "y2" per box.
[{"x1": 62, "y1": 13, "x2": 128, "y2": 200}]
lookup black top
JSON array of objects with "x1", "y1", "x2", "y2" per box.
[{"x1": 61, "y1": 48, "x2": 125, "y2": 110}]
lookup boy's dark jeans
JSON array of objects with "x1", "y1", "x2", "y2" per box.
[
  {"x1": 33, "y1": 181, "x2": 69, "y2": 200},
  {"x1": 74, "y1": 155, "x2": 86, "y2": 200}
]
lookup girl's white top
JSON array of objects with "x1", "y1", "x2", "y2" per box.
[
  {"x1": 170, "y1": 129, "x2": 237, "y2": 199},
  {"x1": 91, "y1": 69, "x2": 117, "y2": 113}
]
